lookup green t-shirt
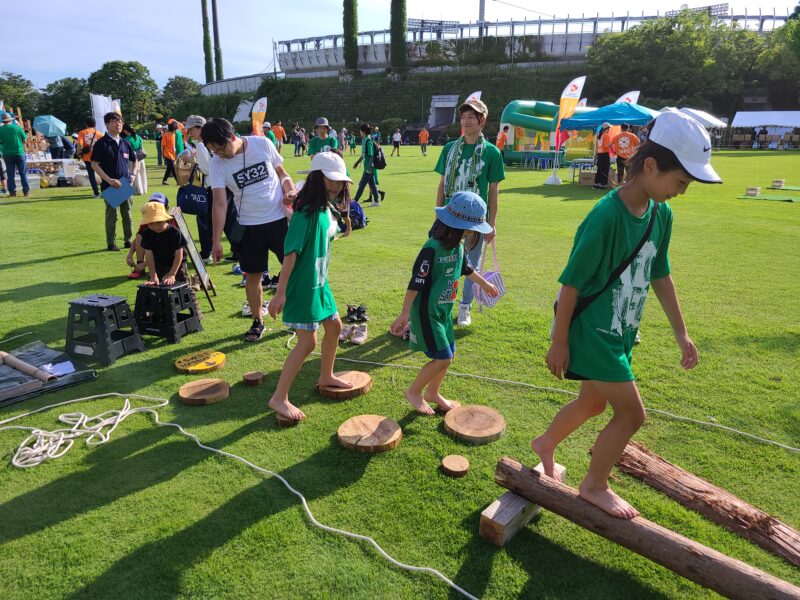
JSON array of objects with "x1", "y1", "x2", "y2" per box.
[
  {"x1": 0, "y1": 123, "x2": 27, "y2": 156},
  {"x1": 307, "y1": 135, "x2": 338, "y2": 156},
  {"x1": 283, "y1": 207, "x2": 338, "y2": 324},
  {"x1": 265, "y1": 130, "x2": 278, "y2": 145},
  {"x1": 559, "y1": 190, "x2": 673, "y2": 381},
  {"x1": 125, "y1": 134, "x2": 142, "y2": 151},
  {"x1": 407, "y1": 238, "x2": 473, "y2": 353},
  {"x1": 175, "y1": 128, "x2": 185, "y2": 154},
  {"x1": 434, "y1": 138, "x2": 505, "y2": 212}
]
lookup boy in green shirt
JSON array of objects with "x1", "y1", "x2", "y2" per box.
[
  {"x1": 307, "y1": 117, "x2": 338, "y2": 156},
  {"x1": 434, "y1": 98, "x2": 505, "y2": 326},
  {"x1": 534, "y1": 112, "x2": 721, "y2": 520}
]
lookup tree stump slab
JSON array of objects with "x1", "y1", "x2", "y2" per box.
[
  {"x1": 444, "y1": 404, "x2": 506, "y2": 444},
  {"x1": 243, "y1": 371, "x2": 264, "y2": 386},
  {"x1": 338, "y1": 414, "x2": 402, "y2": 453},
  {"x1": 175, "y1": 350, "x2": 226, "y2": 374},
  {"x1": 319, "y1": 371, "x2": 372, "y2": 399},
  {"x1": 441, "y1": 454, "x2": 470, "y2": 477},
  {"x1": 178, "y1": 378, "x2": 230, "y2": 405}
]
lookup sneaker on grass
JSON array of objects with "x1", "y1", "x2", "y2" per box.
[
  {"x1": 457, "y1": 304, "x2": 471, "y2": 326},
  {"x1": 242, "y1": 302, "x2": 269, "y2": 317}
]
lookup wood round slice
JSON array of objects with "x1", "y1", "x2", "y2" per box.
[
  {"x1": 178, "y1": 378, "x2": 230, "y2": 406},
  {"x1": 441, "y1": 454, "x2": 470, "y2": 477},
  {"x1": 433, "y1": 400, "x2": 461, "y2": 415},
  {"x1": 338, "y1": 415, "x2": 402, "y2": 453},
  {"x1": 444, "y1": 405, "x2": 506, "y2": 444},
  {"x1": 175, "y1": 350, "x2": 226, "y2": 374},
  {"x1": 318, "y1": 371, "x2": 372, "y2": 399},
  {"x1": 243, "y1": 371, "x2": 264, "y2": 386}
]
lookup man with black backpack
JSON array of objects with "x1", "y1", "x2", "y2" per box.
[{"x1": 352, "y1": 123, "x2": 385, "y2": 207}]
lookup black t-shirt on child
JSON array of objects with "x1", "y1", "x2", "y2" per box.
[{"x1": 140, "y1": 226, "x2": 186, "y2": 278}]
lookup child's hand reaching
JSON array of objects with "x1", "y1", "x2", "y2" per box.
[
  {"x1": 146, "y1": 276, "x2": 160, "y2": 286},
  {"x1": 390, "y1": 315, "x2": 409, "y2": 337},
  {"x1": 545, "y1": 340, "x2": 569, "y2": 380},
  {"x1": 126, "y1": 255, "x2": 135, "y2": 267},
  {"x1": 268, "y1": 292, "x2": 285, "y2": 319},
  {"x1": 162, "y1": 275, "x2": 176, "y2": 285},
  {"x1": 675, "y1": 332, "x2": 698, "y2": 369}
]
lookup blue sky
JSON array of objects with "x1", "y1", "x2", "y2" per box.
[{"x1": 2, "y1": 0, "x2": 794, "y2": 89}]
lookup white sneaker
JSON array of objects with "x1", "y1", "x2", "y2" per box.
[
  {"x1": 242, "y1": 301, "x2": 269, "y2": 317},
  {"x1": 457, "y1": 304, "x2": 471, "y2": 326},
  {"x1": 368, "y1": 201, "x2": 381, "y2": 207}
]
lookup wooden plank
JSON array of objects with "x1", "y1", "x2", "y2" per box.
[
  {"x1": 480, "y1": 463, "x2": 566, "y2": 546},
  {"x1": 616, "y1": 441, "x2": 800, "y2": 567},
  {"x1": 495, "y1": 457, "x2": 800, "y2": 600}
]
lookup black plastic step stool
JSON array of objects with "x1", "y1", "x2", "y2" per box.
[
  {"x1": 65, "y1": 294, "x2": 145, "y2": 366},
  {"x1": 134, "y1": 283, "x2": 203, "y2": 343}
]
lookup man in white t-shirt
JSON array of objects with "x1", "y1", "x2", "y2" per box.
[
  {"x1": 391, "y1": 128, "x2": 402, "y2": 156},
  {"x1": 202, "y1": 118, "x2": 297, "y2": 342}
]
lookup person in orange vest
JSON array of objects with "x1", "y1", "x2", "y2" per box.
[
  {"x1": 496, "y1": 125, "x2": 509, "y2": 161},
  {"x1": 77, "y1": 116, "x2": 104, "y2": 198},
  {"x1": 418, "y1": 126, "x2": 430, "y2": 156},
  {"x1": 609, "y1": 124, "x2": 640, "y2": 185},
  {"x1": 161, "y1": 122, "x2": 178, "y2": 185},
  {"x1": 594, "y1": 122, "x2": 613, "y2": 189}
]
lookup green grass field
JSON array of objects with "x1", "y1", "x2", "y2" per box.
[{"x1": 0, "y1": 144, "x2": 798, "y2": 599}]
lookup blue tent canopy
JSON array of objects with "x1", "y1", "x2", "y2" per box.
[{"x1": 560, "y1": 102, "x2": 660, "y2": 129}]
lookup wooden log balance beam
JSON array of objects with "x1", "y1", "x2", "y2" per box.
[
  {"x1": 617, "y1": 441, "x2": 800, "y2": 567},
  {"x1": 495, "y1": 457, "x2": 800, "y2": 600}
]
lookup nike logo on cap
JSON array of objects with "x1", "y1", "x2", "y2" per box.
[{"x1": 703, "y1": 146, "x2": 711, "y2": 152}]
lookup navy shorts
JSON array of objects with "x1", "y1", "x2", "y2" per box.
[{"x1": 424, "y1": 342, "x2": 455, "y2": 360}]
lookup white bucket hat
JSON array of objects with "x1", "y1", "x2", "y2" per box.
[
  {"x1": 297, "y1": 152, "x2": 352, "y2": 182},
  {"x1": 649, "y1": 111, "x2": 722, "y2": 183}
]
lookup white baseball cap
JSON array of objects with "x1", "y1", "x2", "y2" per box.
[
  {"x1": 648, "y1": 111, "x2": 722, "y2": 183},
  {"x1": 297, "y1": 152, "x2": 353, "y2": 182}
]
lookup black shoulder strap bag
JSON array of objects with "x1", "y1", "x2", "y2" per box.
[{"x1": 555, "y1": 202, "x2": 659, "y2": 325}]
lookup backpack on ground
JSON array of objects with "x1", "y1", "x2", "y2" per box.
[{"x1": 349, "y1": 200, "x2": 368, "y2": 229}]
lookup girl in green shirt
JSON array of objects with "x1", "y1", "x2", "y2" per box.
[
  {"x1": 533, "y1": 112, "x2": 722, "y2": 520},
  {"x1": 266, "y1": 152, "x2": 354, "y2": 423},
  {"x1": 391, "y1": 191, "x2": 498, "y2": 415}
]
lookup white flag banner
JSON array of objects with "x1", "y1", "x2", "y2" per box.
[
  {"x1": 577, "y1": 98, "x2": 587, "y2": 107},
  {"x1": 0, "y1": 100, "x2": 4, "y2": 112},
  {"x1": 90, "y1": 93, "x2": 114, "y2": 134},
  {"x1": 615, "y1": 90, "x2": 641, "y2": 104}
]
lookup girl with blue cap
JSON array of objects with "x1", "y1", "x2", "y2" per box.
[{"x1": 391, "y1": 191, "x2": 499, "y2": 415}]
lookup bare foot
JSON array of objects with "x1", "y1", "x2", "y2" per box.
[
  {"x1": 530, "y1": 435, "x2": 562, "y2": 481},
  {"x1": 578, "y1": 482, "x2": 640, "y2": 519},
  {"x1": 405, "y1": 389, "x2": 435, "y2": 415},
  {"x1": 317, "y1": 374, "x2": 354, "y2": 389},
  {"x1": 424, "y1": 392, "x2": 456, "y2": 412},
  {"x1": 268, "y1": 397, "x2": 306, "y2": 421}
]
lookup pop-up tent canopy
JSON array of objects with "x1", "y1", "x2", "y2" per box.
[
  {"x1": 560, "y1": 102, "x2": 660, "y2": 129},
  {"x1": 731, "y1": 111, "x2": 800, "y2": 128},
  {"x1": 679, "y1": 107, "x2": 726, "y2": 128}
]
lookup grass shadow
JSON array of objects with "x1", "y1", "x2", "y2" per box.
[
  {"x1": 0, "y1": 276, "x2": 130, "y2": 303},
  {"x1": 68, "y1": 440, "x2": 374, "y2": 597},
  {"x1": 502, "y1": 185, "x2": 604, "y2": 200},
  {"x1": 449, "y1": 509, "x2": 670, "y2": 599},
  {"x1": 0, "y1": 249, "x2": 107, "y2": 273}
]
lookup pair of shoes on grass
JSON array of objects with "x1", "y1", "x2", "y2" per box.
[
  {"x1": 339, "y1": 323, "x2": 367, "y2": 345},
  {"x1": 345, "y1": 304, "x2": 368, "y2": 323}
]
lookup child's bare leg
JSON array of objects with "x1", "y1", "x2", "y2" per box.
[
  {"x1": 531, "y1": 381, "x2": 607, "y2": 480},
  {"x1": 578, "y1": 380, "x2": 645, "y2": 519},
  {"x1": 267, "y1": 330, "x2": 316, "y2": 420},
  {"x1": 422, "y1": 356, "x2": 455, "y2": 410},
  {"x1": 405, "y1": 359, "x2": 450, "y2": 415},
  {"x1": 317, "y1": 316, "x2": 353, "y2": 389}
]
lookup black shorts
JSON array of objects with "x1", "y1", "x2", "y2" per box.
[
  {"x1": 238, "y1": 218, "x2": 288, "y2": 274},
  {"x1": 392, "y1": 141, "x2": 400, "y2": 148}
]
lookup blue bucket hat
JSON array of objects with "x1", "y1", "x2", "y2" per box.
[{"x1": 434, "y1": 191, "x2": 493, "y2": 234}]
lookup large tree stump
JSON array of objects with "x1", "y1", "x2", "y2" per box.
[
  {"x1": 616, "y1": 440, "x2": 800, "y2": 567},
  {"x1": 495, "y1": 457, "x2": 800, "y2": 600}
]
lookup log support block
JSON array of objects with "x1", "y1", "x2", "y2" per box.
[{"x1": 480, "y1": 463, "x2": 566, "y2": 546}]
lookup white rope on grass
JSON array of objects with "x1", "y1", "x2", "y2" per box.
[{"x1": 0, "y1": 393, "x2": 479, "y2": 600}]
